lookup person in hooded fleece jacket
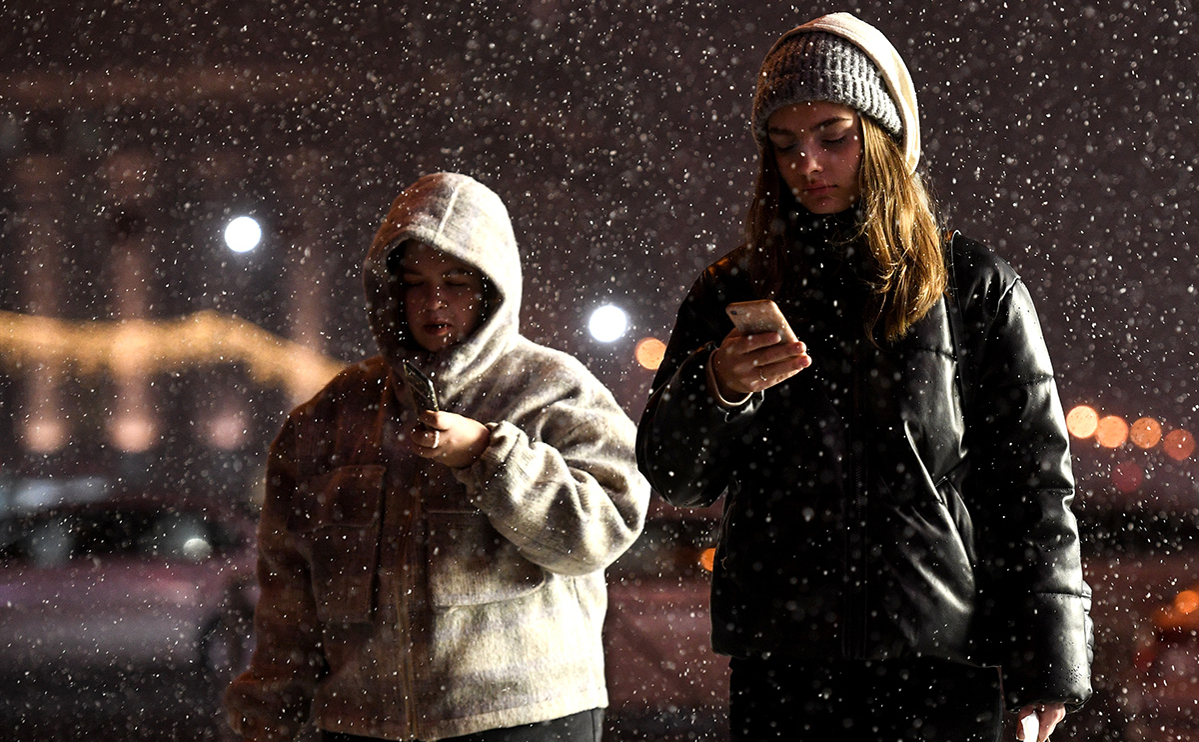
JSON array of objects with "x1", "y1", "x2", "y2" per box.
[{"x1": 225, "y1": 172, "x2": 650, "y2": 742}]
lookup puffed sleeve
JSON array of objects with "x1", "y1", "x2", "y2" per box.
[
  {"x1": 452, "y1": 360, "x2": 650, "y2": 577},
  {"x1": 958, "y1": 254, "x2": 1093, "y2": 711},
  {"x1": 637, "y1": 267, "x2": 762, "y2": 508}
]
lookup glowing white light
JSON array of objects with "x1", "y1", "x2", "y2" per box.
[
  {"x1": 588, "y1": 304, "x2": 629, "y2": 343},
  {"x1": 181, "y1": 537, "x2": 213, "y2": 561},
  {"x1": 224, "y1": 216, "x2": 262, "y2": 253}
]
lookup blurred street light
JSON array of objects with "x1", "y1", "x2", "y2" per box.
[
  {"x1": 588, "y1": 304, "x2": 629, "y2": 343},
  {"x1": 224, "y1": 216, "x2": 262, "y2": 253}
]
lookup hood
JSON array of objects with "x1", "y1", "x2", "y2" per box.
[
  {"x1": 363, "y1": 172, "x2": 521, "y2": 400},
  {"x1": 765, "y1": 12, "x2": 921, "y2": 173}
]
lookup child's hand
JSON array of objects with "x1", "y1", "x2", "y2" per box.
[{"x1": 410, "y1": 411, "x2": 491, "y2": 469}]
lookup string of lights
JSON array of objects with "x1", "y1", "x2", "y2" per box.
[{"x1": 0, "y1": 309, "x2": 345, "y2": 403}]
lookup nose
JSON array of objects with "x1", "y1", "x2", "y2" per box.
[
  {"x1": 411, "y1": 284, "x2": 445, "y2": 312},
  {"x1": 798, "y1": 148, "x2": 822, "y2": 176}
]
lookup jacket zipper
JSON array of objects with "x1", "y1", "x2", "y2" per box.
[
  {"x1": 843, "y1": 345, "x2": 868, "y2": 659},
  {"x1": 397, "y1": 468, "x2": 425, "y2": 739},
  {"x1": 381, "y1": 406, "x2": 421, "y2": 741}
]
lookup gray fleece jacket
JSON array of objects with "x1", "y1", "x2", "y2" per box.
[{"x1": 226, "y1": 172, "x2": 649, "y2": 741}]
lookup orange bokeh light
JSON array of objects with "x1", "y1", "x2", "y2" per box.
[
  {"x1": 1066, "y1": 405, "x2": 1098, "y2": 438},
  {"x1": 1130, "y1": 417, "x2": 1163, "y2": 449},
  {"x1": 635, "y1": 337, "x2": 667, "y2": 370},
  {"x1": 699, "y1": 547, "x2": 716, "y2": 573},
  {"x1": 1174, "y1": 590, "x2": 1199, "y2": 616},
  {"x1": 1164, "y1": 429, "x2": 1196, "y2": 461},
  {"x1": 1095, "y1": 415, "x2": 1129, "y2": 448}
]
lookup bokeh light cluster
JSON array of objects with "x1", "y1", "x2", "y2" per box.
[{"x1": 1067, "y1": 404, "x2": 1196, "y2": 494}]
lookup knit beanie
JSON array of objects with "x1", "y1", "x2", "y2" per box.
[{"x1": 752, "y1": 13, "x2": 921, "y2": 173}]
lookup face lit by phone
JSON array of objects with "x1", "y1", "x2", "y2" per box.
[
  {"x1": 399, "y1": 242, "x2": 486, "y2": 352},
  {"x1": 767, "y1": 100, "x2": 863, "y2": 215}
]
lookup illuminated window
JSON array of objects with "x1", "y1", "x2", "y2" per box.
[
  {"x1": 109, "y1": 413, "x2": 157, "y2": 453},
  {"x1": 23, "y1": 417, "x2": 67, "y2": 454},
  {"x1": 207, "y1": 408, "x2": 248, "y2": 451}
]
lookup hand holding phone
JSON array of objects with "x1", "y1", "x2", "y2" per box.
[
  {"x1": 709, "y1": 300, "x2": 810, "y2": 401},
  {"x1": 402, "y1": 361, "x2": 490, "y2": 469},
  {"x1": 725, "y1": 300, "x2": 798, "y2": 343},
  {"x1": 402, "y1": 360, "x2": 440, "y2": 413}
]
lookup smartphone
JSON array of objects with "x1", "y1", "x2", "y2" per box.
[
  {"x1": 725, "y1": 300, "x2": 798, "y2": 343},
  {"x1": 402, "y1": 360, "x2": 440, "y2": 413},
  {"x1": 1019, "y1": 715, "x2": 1040, "y2": 742}
]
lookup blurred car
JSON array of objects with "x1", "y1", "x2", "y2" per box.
[
  {"x1": 604, "y1": 500, "x2": 730, "y2": 741},
  {"x1": 1052, "y1": 480, "x2": 1199, "y2": 742},
  {"x1": 1120, "y1": 584, "x2": 1199, "y2": 741},
  {"x1": 0, "y1": 491, "x2": 258, "y2": 741}
]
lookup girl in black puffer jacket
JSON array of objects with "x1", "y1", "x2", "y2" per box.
[{"x1": 637, "y1": 13, "x2": 1091, "y2": 742}]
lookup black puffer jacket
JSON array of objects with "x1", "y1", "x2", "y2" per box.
[{"x1": 637, "y1": 231, "x2": 1092, "y2": 711}]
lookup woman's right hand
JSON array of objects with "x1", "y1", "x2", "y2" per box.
[{"x1": 710, "y1": 328, "x2": 811, "y2": 398}]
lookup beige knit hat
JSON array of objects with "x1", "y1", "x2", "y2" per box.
[{"x1": 752, "y1": 13, "x2": 921, "y2": 173}]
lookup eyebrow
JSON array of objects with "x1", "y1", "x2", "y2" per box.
[
  {"x1": 400, "y1": 265, "x2": 475, "y2": 279},
  {"x1": 767, "y1": 116, "x2": 855, "y2": 136}
]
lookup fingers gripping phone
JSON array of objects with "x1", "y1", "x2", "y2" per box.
[
  {"x1": 402, "y1": 360, "x2": 440, "y2": 413},
  {"x1": 725, "y1": 300, "x2": 798, "y2": 343}
]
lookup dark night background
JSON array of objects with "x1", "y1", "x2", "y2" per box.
[
  {"x1": 3, "y1": 1, "x2": 1194, "y2": 423},
  {"x1": 1, "y1": 1, "x2": 1197, "y2": 740}
]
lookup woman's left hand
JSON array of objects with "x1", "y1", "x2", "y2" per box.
[
  {"x1": 410, "y1": 410, "x2": 491, "y2": 469},
  {"x1": 1016, "y1": 703, "x2": 1066, "y2": 742}
]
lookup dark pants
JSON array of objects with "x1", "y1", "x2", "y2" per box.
[
  {"x1": 729, "y1": 657, "x2": 1003, "y2": 742},
  {"x1": 323, "y1": 708, "x2": 603, "y2": 742}
]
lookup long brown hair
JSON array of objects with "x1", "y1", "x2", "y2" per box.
[{"x1": 746, "y1": 115, "x2": 946, "y2": 342}]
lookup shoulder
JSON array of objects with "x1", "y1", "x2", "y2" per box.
[
  {"x1": 946, "y1": 235, "x2": 1052, "y2": 366},
  {"x1": 498, "y1": 337, "x2": 606, "y2": 396},
  {"x1": 701, "y1": 243, "x2": 756, "y2": 287},
  {"x1": 947, "y1": 233, "x2": 1022, "y2": 313},
  {"x1": 490, "y1": 337, "x2": 632, "y2": 425},
  {"x1": 267, "y1": 356, "x2": 389, "y2": 465},
  {"x1": 288, "y1": 356, "x2": 389, "y2": 427},
  {"x1": 948, "y1": 234, "x2": 1019, "y2": 284},
  {"x1": 681, "y1": 243, "x2": 759, "y2": 310}
]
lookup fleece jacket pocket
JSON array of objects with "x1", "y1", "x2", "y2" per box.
[{"x1": 297, "y1": 465, "x2": 386, "y2": 624}]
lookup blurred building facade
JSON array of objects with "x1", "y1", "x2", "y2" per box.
[
  {"x1": 2, "y1": 1, "x2": 1198, "y2": 512},
  {"x1": 0, "y1": 3, "x2": 691, "y2": 501},
  {"x1": 0, "y1": 68, "x2": 361, "y2": 502}
]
